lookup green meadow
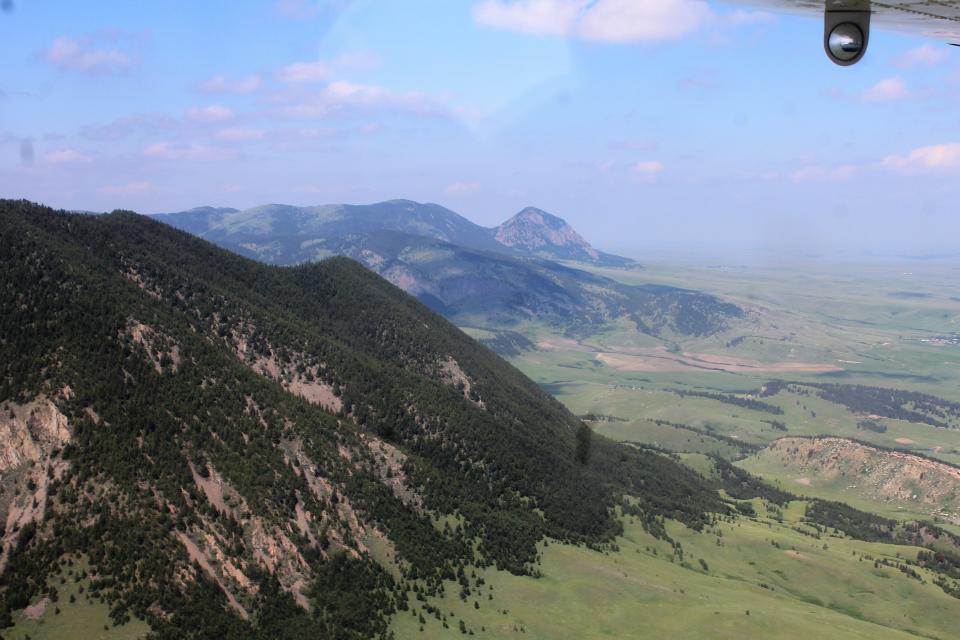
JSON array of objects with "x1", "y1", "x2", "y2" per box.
[
  {"x1": 393, "y1": 498, "x2": 960, "y2": 639},
  {"x1": 4, "y1": 557, "x2": 149, "y2": 640},
  {"x1": 505, "y1": 259, "x2": 960, "y2": 465}
]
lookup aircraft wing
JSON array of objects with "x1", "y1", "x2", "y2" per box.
[{"x1": 728, "y1": 0, "x2": 960, "y2": 64}]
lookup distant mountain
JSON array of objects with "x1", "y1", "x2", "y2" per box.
[
  {"x1": 154, "y1": 200, "x2": 634, "y2": 266},
  {"x1": 492, "y1": 207, "x2": 632, "y2": 266},
  {"x1": 154, "y1": 200, "x2": 508, "y2": 262},
  {"x1": 326, "y1": 231, "x2": 741, "y2": 339},
  {"x1": 151, "y1": 201, "x2": 737, "y2": 342}
]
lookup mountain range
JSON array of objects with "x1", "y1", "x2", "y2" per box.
[
  {"x1": 154, "y1": 200, "x2": 741, "y2": 340},
  {"x1": 153, "y1": 200, "x2": 633, "y2": 267}
]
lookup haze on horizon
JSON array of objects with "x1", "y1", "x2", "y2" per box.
[{"x1": 1, "y1": 0, "x2": 959, "y2": 258}]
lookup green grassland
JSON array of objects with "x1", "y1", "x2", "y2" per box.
[
  {"x1": 393, "y1": 498, "x2": 960, "y2": 639},
  {"x1": 579, "y1": 258, "x2": 960, "y2": 398},
  {"x1": 576, "y1": 384, "x2": 960, "y2": 464},
  {"x1": 594, "y1": 418, "x2": 746, "y2": 458},
  {"x1": 498, "y1": 259, "x2": 960, "y2": 465},
  {"x1": 5, "y1": 557, "x2": 149, "y2": 640}
]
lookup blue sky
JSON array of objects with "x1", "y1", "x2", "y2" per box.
[{"x1": 1, "y1": 0, "x2": 958, "y2": 257}]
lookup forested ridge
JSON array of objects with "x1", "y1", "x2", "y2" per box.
[
  {"x1": 0, "y1": 200, "x2": 725, "y2": 638},
  {"x1": 760, "y1": 380, "x2": 960, "y2": 429}
]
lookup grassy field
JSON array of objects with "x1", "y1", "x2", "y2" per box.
[
  {"x1": 5, "y1": 557, "x2": 149, "y2": 640},
  {"x1": 594, "y1": 418, "x2": 746, "y2": 458},
  {"x1": 498, "y1": 259, "x2": 960, "y2": 466},
  {"x1": 393, "y1": 498, "x2": 960, "y2": 639},
  {"x1": 579, "y1": 258, "x2": 960, "y2": 399},
  {"x1": 576, "y1": 384, "x2": 960, "y2": 464}
]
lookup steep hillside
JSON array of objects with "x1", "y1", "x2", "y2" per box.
[
  {"x1": 0, "y1": 200, "x2": 721, "y2": 639},
  {"x1": 492, "y1": 207, "x2": 630, "y2": 266}
]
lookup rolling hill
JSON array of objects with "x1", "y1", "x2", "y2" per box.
[{"x1": 742, "y1": 436, "x2": 960, "y2": 525}]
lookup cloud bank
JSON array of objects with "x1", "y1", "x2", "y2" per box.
[{"x1": 473, "y1": 0, "x2": 711, "y2": 43}]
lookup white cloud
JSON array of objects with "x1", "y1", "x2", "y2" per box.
[
  {"x1": 101, "y1": 181, "x2": 151, "y2": 195},
  {"x1": 80, "y1": 114, "x2": 178, "y2": 141},
  {"x1": 332, "y1": 52, "x2": 382, "y2": 72},
  {"x1": 44, "y1": 36, "x2": 133, "y2": 74},
  {"x1": 296, "y1": 126, "x2": 339, "y2": 138},
  {"x1": 791, "y1": 164, "x2": 856, "y2": 182},
  {"x1": 862, "y1": 77, "x2": 909, "y2": 103},
  {"x1": 44, "y1": 148, "x2": 92, "y2": 164},
  {"x1": 197, "y1": 74, "x2": 262, "y2": 94},
  {"x1": 143, "y1": 142, "x2": 229, "y2": 161},
  {"x1": 473, "y1": 0, "x2": 711, "y2": 43},
  {"x1": 277, "y1": 60, "x2": 332, "y2": 84},
  {"x1": 633, "y1": 160, "x2": 663, "y2": 175},
  {"x1": 473, "y1": 0, "x2": 582, "y2": 36},
  {"x1": 893, "y1": 44, "x2": 947, "y2": 69},
  {"x1": 721, "y1": 9, "x2": 774, "y2": 26},
  {"x1": 276, "y1": 53, "x2": 380, "y2": 84},
  {"x1": 281, "y1": 81, "x2": 447, "y2": 118},
  {"x1": 444, "y1": 181, "x2": 481, "y2": 194},
  {"x1": 882, "y1": 143, "x2": 960, "y2": 173},
  {"x1": 215, "y1": 127, "x2": 265, "y2": 142},
  {"x1": 274, "y1": 0, "x2": 324, "y2": 19},
  {"x1": 185, "y1": 105, "x2": 234, "y2": 122},
  {"x1": 577, "y1": 0, "x2": 711, "y2": 43}
]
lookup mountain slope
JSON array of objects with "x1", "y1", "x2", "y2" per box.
[
  {"x1": 154, "y1": 200, "x2": 635, "y2": 266},
  {"x1": 154, "y1": 200, "x2": 508, "y2": 262},
  {"x1": 492, "y1": 206, "x2": 631, "y2": 266},
  {"x1": 154, "y1": 200, "x2": 748, "y2": 339},
  {"x1": 153, "y1": 201, "x2": 742, "y2": 339},
  {"x1": 328, "y1": 231, "x2": 743, "y2": 337},
  {"x1": 0, "y1": 200, "x2": 721, "y2": 638}
]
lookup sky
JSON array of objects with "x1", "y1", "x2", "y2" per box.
[{"x1": 1, "y1": 0, "x2": 959, "y2": 258}]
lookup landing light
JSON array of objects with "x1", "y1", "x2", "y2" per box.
[
  {"x1": 828, "y1": 23, "x2": 864, "y2": 61},
  {"x1": 824, "y1": 11, "x2": 871, "y2": 66}
]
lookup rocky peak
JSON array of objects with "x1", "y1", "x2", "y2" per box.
[{"x1": 493, "y1": 207, "x2": 600, "y2": 262}]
